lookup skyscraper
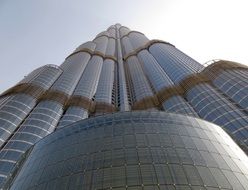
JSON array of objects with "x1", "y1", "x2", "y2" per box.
[{"x1": 0, "y1": 24, "x2": 248, "y2": 189}]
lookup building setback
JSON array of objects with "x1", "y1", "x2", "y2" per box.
[{"x1": 0, "y1": 24, "x2": 248, "y2": 189}]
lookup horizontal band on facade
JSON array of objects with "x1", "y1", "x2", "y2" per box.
[
  {"x1": 107, "y1": 26, "x2": 116, "y2": 30},
  {"x1": 0, "y1": 83, "x2": 46, "y2": 99},
  {"x1": 65, "y1": 98, "x2": 117, "y2": 114},
  {"x1": 41, "y1": 93, "x2": 116, "y2": 113},
  {"x1": 179, "y1": 73, "x2": 210, "y2": 93},
  {"x1": 65, "y1": 95, "x2": 95, "y2": 112},
  {"x1": 131, "y1": 60, "x2": 247, "y2": 109},
  {"x1": 120, "y1": 30, "x2": 145, "y2": 39},
  {"x1": 94, "y1": 102, "x2": 117, "y2": 113},
  {"x1": 156, "y1": 86, "x2": 184, "y2": 103},
  {"x1": 39, "y1": 90, "x2": 70, "y2": 105},
  {"x1": 44, "y1": 64, "x2": 63, "y2": 71},
  {"x1": 118, "y1": 25, "x2": 130, "y2": 31},
  {"x1": 132, "y1": 95, "x2": 159, "y2": 110},
  {"x1": 202, "y1": 60, "x2": 248, "y2": 79},
  {"x1": 2, "y1": 61, "x2": 246, "y2": 113},
  {"x1": 66, "y1": 48, "x2": 117, "y2": 62},
  {"x1": 93, "y1": 34, "x2": 116, "y2": 40},
  {"x1": 0, "y1": 84, "x2": 116, "y2": 113},
  {"x1": 123, "y1": 40, "x2": 175, "y2": 61}
]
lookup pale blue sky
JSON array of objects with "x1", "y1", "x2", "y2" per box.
[{"x1": 0, "y1": 0, "x2": 247, "y2": 93}]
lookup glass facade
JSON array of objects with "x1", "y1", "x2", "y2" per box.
[
  {"x1": 95, "y1": 59, "x2": 115, "y2": 104},
  {"x1": 7, "y1": 112, "x2": 248, "y2": 190},
  {"x1": 212, "y1": 69, "x2": 248, "y2": 111},
  {"x1": 149, "y1": 43, "x2": 203, "y2": 84},
  {"x1": 126, "y1": 56, "x2": 154, "y2": 103},
  {"x1": 0, "y1": 65, "x2": 62, "y2": 148},
  {"x1": 186, "y1": 83, "x2": 248, "y2": 146},
  {"x1": 0, "y1": 24, "x2": 248, "y2": 188}
]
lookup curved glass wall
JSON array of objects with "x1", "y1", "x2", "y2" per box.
[
  {"x1": 96, "y1": 31, "x2": 110, "y2": 38},
  {"x1": 125, "y1": 56, "x2": 154, "y2": 103},
  {"x1": 107, "y1": 27, "x2": 116, "y2": 38},
  {"x1": 93, "y1": 36, "x2": 108, "y2": 54},
  {"x1": 121, "y1": 36, "x2": 134, "y2": 56},
  {"x1": 0, "y1": 65, "x2": 62, "y2": 148},
  {"x1": 137, "y1": 50, "x2": 197, "y2": 116},
  {"x1": 0, "y1": 94, "x2": 36, "y2": 147},
  {"x1": 0, "y1": 96, "x2": 11, "y2": 106},
  {"x1": 58, "y1": 55, "x2": 103, "y2": 127},
  {"x1": 213, "y1": 69, "x2": 248, "y2": 111},
  {"x1": 0, "y1": 51, "x2": 89, "y2": 184},
  {"x1": 137, "y1": 50, "x2": 173, "y2": 91},
  {"x1": 128, "y1": 32, "x2": 149, "y2": 50},
  {"x1": 17, "y1": 66, "x2": 46, "y2": 84},
  {"x1": 95, "y1": 59, "x2": 115, "y2": 104},
  {"x1": 40, "y1": 52, "x2": 91, "y2": 130},
  {"x1": 74, "y1": 41, "x2": 96, "y2": 52},
  {"x1": 149, "y1": 43, "x2": 203, "y2": 84},
  {"x1": 28, "y1": 66, "x2": 62, "y2": 89},
  {"x1": 54, "y1": 52, "x2": 91, "y2": 95},
  {"x1": 0, "y1": 100, "x2": 63, "y2": 186},
  {"x1": 186, "y1": 83, "x2": 248, "y2": 147},
  {"x1": 17, "y1": 64, "x2": 61, "y2": 86},
  {"x1": 162, "y1": 96, "x2": 199, "y2": 117},
  {"x1": 73, "y1": 55, "x2": 103, "y2": 98},
  {"x1": 105, "y1": 38, "x2": 116, "y2": 57},
  {"x1": 8, "y1": 112, "x2": 248, "y2": 190},
  {"x1": 56, "y1": 107, "x2": 88, "y2": 128},
  {"x1": 119, "y1": 26, "x2": 131, "y2": 38}
]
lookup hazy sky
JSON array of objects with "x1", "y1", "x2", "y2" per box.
[{"x1": 0, "y1": 0, "x2": 247, "y2": 93}]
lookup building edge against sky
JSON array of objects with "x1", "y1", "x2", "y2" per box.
[{"x1": 0, "y1": 24, "x2": 247, "y2": 189}]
